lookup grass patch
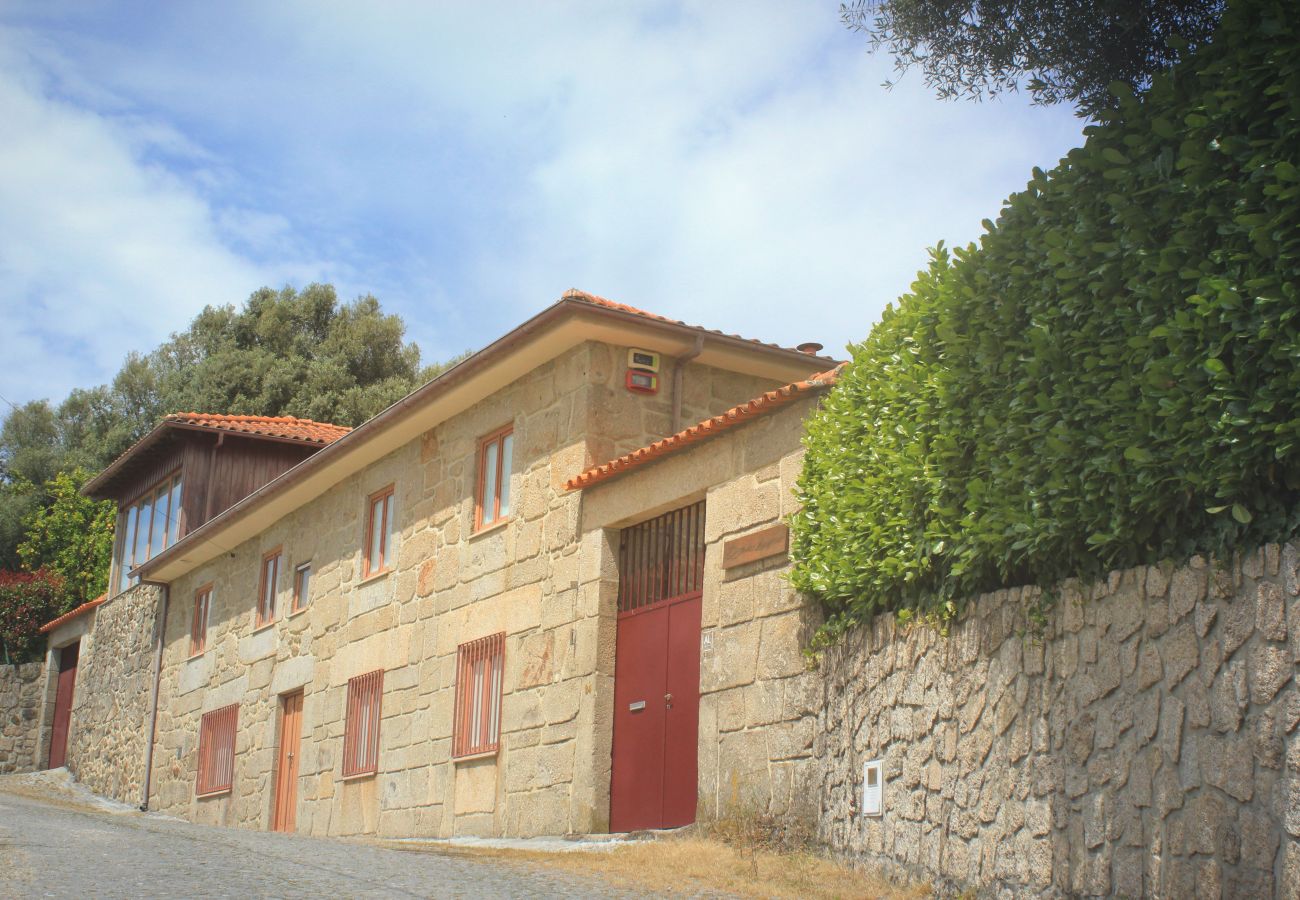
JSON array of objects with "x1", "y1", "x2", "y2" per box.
[{"x1": 394, "y1": 814, "x2": 929, "y2": 899}]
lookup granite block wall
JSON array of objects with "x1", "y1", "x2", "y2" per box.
[{"x1": 0, "y1": 662, "x2": 44, "y2": 774}]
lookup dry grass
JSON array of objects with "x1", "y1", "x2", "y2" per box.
[{"x1": 397, "y1": 815, "x2": 930, "y2": 900}]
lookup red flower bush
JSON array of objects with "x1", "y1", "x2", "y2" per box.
[{"x1": 0, "y1": 569, "x2": 65, "y2": 664}]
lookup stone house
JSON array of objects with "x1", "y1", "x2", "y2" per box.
[{"x1": 28, "y1": 290, "x2": 840, "y2": 839}]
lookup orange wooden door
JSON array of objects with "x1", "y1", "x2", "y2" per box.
[
  {"x1": 272, "y1": 690, "x2": 303, "y2": 832},
  {"x1": 48, "y1": 641, "x2": 79, "y2": 769}
]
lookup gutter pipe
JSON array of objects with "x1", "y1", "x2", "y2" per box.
[
  {"x1": 671, "y1": 334, "x2": 705, "y2": 433},
  {"x1": 139, "y1": 579, "x2": 170, "y2": 811}
]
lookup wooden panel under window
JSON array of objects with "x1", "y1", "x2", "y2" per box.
[
  {"x1": 257, "y1": 548, "x2": 282, "y2": 627},
  {"x1": 190, "y1": 584, "x2": 212, "y2": 656},
  {"x1": 617, "y1": 501, "x2": 706, "y2": 614},
  {"x1": 196, "y1": 703, "x2": 238, "y2": 796},
  {"x1": 342, "y1": 669, "x2": 384, "y2": 777},
  {"x1": 453, "y1": 633, "x2": 505, "y2": 758}
]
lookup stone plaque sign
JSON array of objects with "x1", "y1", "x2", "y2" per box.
[{"x1": 721, "y1": 523, "x2": 789, "y2": 569}]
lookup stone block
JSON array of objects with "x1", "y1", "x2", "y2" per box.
[
  {"x1": 1162, "y1": 622, "x2": 1199, "y2": 689},
  {"x1": 1249, "y1": 643, "x2": 1291, "y2": 705}
]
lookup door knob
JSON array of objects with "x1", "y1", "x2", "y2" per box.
[{"x1": 664, "y1": 693, "x2": 673, "y2": 702}]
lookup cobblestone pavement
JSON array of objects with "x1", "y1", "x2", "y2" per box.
[{"x1": 0, "y1": 790, "x2": 631, "y2": 899}]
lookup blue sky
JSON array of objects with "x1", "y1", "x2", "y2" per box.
[{"x1": 0, "y1": 1, "x2": 1085, "y2": 409}]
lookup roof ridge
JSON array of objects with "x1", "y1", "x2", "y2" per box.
[{"x1": 564, "y1": 364, "x2": 842, "y2": 491}]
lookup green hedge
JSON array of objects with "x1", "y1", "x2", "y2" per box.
[{"x1": 791, "y1": 0, "x2": 1300, "y2": 640}]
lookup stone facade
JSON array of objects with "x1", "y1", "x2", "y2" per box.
[
  {"x1": 147, "y1": 340, "x2": 783, "y2": 837},
  {"x1": 579, "y1": 394, "x2": 824, "y2": 825},
  {"x1": 817, "y1": 544, "x2": 1300, "y2": 898},
  {"x1": 59, "y1": 584, "x2": 161, "y2": 805},
  {"x1": 0, "y1": 662, "x2": 44, "y2": 774}
]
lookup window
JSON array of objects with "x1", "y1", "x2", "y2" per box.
[
  {"x1": 453, "y1": 633, "x2": 504, "y2": 758},
  {"x1": 474, "y1": 427, "x2": 513, "y2": 530},
  {"x1": 114, "y1": 473, "x2": 183, "y2": 595},
  {"x1": 196, "y1": 703, "x2": 238, "y2": 796},
  {"x1": 292, "y1": 562, "x2": 312, "y2": 613},
  {"x1": 363, "y1": 485, "x2": 395, "y2": 578},
  {"x1": 257, "y1": 548, "x2": 282, "y2": 627},
  {"x1": 342, "y1": 669, "x2": 384, "y2": 777},
  {"x1": 190, "y1": 585, "x2": 212, "y2": 656},
  {"x1": 617, "y1": 501, "x2": 706, "y2": 614}
]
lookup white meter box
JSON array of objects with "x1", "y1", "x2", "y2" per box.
[{"x1": 863, "y1": 758, "x2": 883, "y2": 817}]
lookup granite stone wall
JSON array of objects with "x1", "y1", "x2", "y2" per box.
[
  {"x1": 65, "y1": 583, "x2": 161, "y2": 805},
  {"x1": 0, "y1": 662, "x2": 44, "y2": 774},
  {"x1": 817, "y1": 544, "x2": 1300, "y2": 898}
]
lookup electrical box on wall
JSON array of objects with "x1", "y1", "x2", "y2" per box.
[
  {"x1": 627, "y1": 348, "x2": 661, "y2": 372},
  {"x1": 863, "y1": 758, "x2": 883, "y2": 817},
  {"x1": 626, "y1": 369, "x2": 659, "y2": 394}
]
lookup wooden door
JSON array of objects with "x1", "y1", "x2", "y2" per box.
[
  {"x1": 48, "y1": 641, "x2": 79, "y2": 769},
  {"x1": 609, "y1": 502, "x2": 704, "y2": 832},
  {"x1": 272, "y1": 690, "x2": 303, "y2": 832}
]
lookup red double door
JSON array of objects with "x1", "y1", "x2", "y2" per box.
[{"x1": 609, "y1": 501, "x2": 705, "y2": 833}]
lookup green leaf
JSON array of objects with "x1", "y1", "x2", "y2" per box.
[{"x1": 1231, "y1": 504, "x2": 1253, "y2": 524}]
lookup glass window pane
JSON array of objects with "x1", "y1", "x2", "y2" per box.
[
  {"x1": 498, "y1": 434, "x2": 513, "y2": 517},
  {"x1": 168, "y1": 479, "x2": 183, "y2": 546},
  {"x1": 369, "y1": 497, "x2": 384, "y2": 570},
  {"x1": 150, "y1": 487, "x2": 169, "y2": 559},
  {"x1": 482, "y1": 442, "x2": 499, "y2": 524},
  {"x1": 295, "y1": 565, "x2": 311, "y2": 610},
  {"x1": 118, "y1": 506, "x2": 138, "y2": 593},
  {"x1": 132, "y1": 498, "x2": 151, "y2": 574},
  {"x1": 383, "y1": 495, "x2": 394, "y2": 560}
]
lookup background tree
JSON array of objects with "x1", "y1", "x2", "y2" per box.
[
  {"x1": 842, "y1": 0, "x2": 1226, "y2": 115},
  {"x1": 17, "y1": 469, "x2": 115, "y2": 608},
  {"x1": 0, "y1": 570, "x2": 64, "y2": 664},
  {"x1": 0, "y1": 283, "x2": 464, "y2": 570}
]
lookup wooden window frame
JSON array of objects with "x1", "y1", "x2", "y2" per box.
[
  {"x1": 291, "y1": 561, "x2": 312, "y2": 614},
  {"x1": 362, "y1": 485, "x2": 395, "y2": 578},
  {"x1": 257, "y1": 547, "x2": 282, "y2": 628},
  {"x1": 473, "y1": 426, "x2": 514, "y2": 532},
  {"x1": 113, "y1": 470, "x2": 183, "y2": 596},
  {"x1": 196, "y1": 703, "x2": 238, "y2": 797},
  {"x1": 342, "y1": 669, "x2": 384, "y2": 778},
  {"x1": 452, "y1": 633, "x2": 505, "y2": 759},
  {"x1": 190, "y1": 584, "x2": 213, "y2": 657}
]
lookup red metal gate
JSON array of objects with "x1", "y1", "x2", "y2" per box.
[
  {"x1": 610, "y1": 502, "x2": 705, "y2": 832},
  {"x1": 48, "y1": 641, "x2": 79, "y2": 769}
]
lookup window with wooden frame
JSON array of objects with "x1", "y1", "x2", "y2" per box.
[
  {"x1": 292, "y1": 562, "x2": 312, "y2": 613},
  {"x1": 113, "y1": 472, "x2": 183, "y2": 595},
  {"x1": 196, "y1": 703, "x2": 238, "y2": 796},
  {"x1": 474, "y1": 426, "x2": 513, "y2": 531},
  {"x1": 453, "y1": 633, "x2": 505, "y2": 758},
  {"x1": 363, "y1": 485, "x2": 395, "y2": 578},
  {"x1": 190, "y1": 584, "x2": 213, "y2": 656},
  {"x1": 342, "y1": 669, "x2": 384, "y2": 777},
  {"x1": 257, "y1": 547, "x2": 282, "y2": 627}
]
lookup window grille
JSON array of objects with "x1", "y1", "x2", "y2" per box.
[
  {"x1": 453, "y1": 633, "x2": 505, "y2": 758},
  {"x1": 617, "y1": 500, "x2": 706, "y2": 614},
  {"x1": 196, "y1": 703, "x2": 238, "y2": 796},
  {"x1": 342, "y1": 669, "x2": 384, "y2": 777}
]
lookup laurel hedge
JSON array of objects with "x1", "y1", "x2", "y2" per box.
[{"x1": 790, "y1": 0, "x2": 1300, "y2": 639}]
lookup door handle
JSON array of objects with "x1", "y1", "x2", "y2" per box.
[{"x1": 665, "y1": 692, "x2": 673, "y2": 709}]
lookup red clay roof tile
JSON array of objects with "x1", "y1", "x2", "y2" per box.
[
  {"x1": 40, "y1": 592, "x2": 108, "y2": 634},
  {"x1": 564, "y1": 364, "x2": 844, "y2": 491},
  {"x1": 164, "y1": 413, "x2": 351, "y2": 444}
]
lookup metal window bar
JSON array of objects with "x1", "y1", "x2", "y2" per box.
[
  {"x1": 453, "y1": 633, "x2": 505, "y2": 757},
  {"x1": 342, "y1": 669, "x2": 384, "y2": 776},
  {"x1": 196, "y1": 703, "x2": 238, "y2": 795},
  {"x1": 617, "y1": 500, "x2": 706, "y2": 614}
]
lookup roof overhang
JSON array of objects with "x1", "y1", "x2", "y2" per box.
[{"x1": 136, "y1": 296, "x2": 836, "y2": 584}]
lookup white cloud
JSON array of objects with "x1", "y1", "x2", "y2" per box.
[{"x1": 0, "y1": 2, "x2": 1086, "y2": 408}]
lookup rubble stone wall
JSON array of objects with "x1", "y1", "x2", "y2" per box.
[
  {"x1": 64, "y1": 583, "x2": 161, "y2": 805},
  {"x1": 817, "y1": 543, "x2": 1300, "y2": 898},
  {"x1": 0, "y1": 662, "x2": 44, "y2": 774}
]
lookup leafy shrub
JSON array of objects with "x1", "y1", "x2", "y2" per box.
[
  {"x1": 0, "y1": 569, "x2": 65, "y2": 664},
  {"x1": 17, "y1": 469, "x2": 114, "y2": 608},
  {"x1": 792, "y1": 0, "x2": 1299, "y2": 640}
]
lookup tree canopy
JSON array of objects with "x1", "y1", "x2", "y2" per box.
[
  {"x1": 0, "y1": 283, "x2": 461, "y2": 571},
  {"x1": 842, "y1": 0, "x2": 1226, "y2": 115}
]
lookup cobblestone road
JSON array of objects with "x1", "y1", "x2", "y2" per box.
[{"x1": 0, "y1": 790, "x2": 629, "y2": 899}]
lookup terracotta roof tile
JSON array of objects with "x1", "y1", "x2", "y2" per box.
[
  {"x1": 562, "y1": 289, "x2": 837, "y2": 361},
  {"x1": 564, "y1": 364, "x2": 844, "y2": 491},
  {"x1": 40, "y1": 592, "x2": 108, "y2": 634},
  {"x1": 164, "y1": 413, "x2": 351, "y2": 444}
]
